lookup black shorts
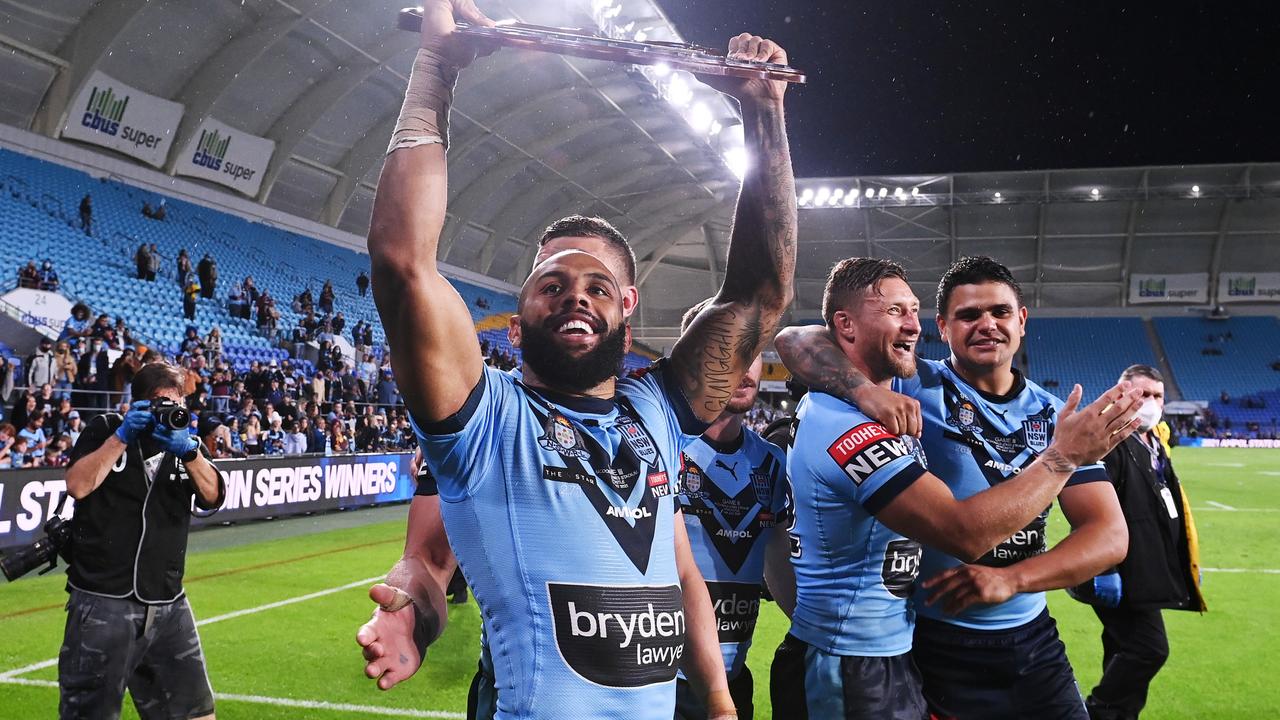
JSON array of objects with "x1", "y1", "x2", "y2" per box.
[
  {"x1": 59, "y1": 589, "x2": 215, "y2": 720},
  {"x1": 912, "y1": 609, "x2": 1087, "y2": 720},
  {"x1": 769, "y1": 634, "x2": 927, "y2": 720},
  {"x1": 675, "y1": 667, "x2": 755, "y2": 720}
]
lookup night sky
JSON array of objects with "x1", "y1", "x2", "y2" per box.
[{"x1": 658, "y1": 1, "x2": 1279, "y2": 178}]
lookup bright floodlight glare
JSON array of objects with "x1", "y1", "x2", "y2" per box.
[
  {"x1": 605, "y1": 3, "x2": 623, "y2": 19},
  {"x1": 911, "y1": 187, "x2": 920, "y2": 197},
  {"x1": 815, "y1": 187, "x2": 832, "y2": 204},
  {"x1": 688, "y1": 102, "x2": 713, "y2": 133},
  {"x1": 894, "y1": 187, "x2": 904, "y2": 198},
  {"x1": 1090, "y1": 187, "x2": 1100, "y2": 197},
  {"x1": 865, "y1": 188, "x2": 875, "y2": 199},
  {"x1": 634, "y1": 30, "x2": 648, "y2": 42},
  {"x1": 844, "y1": 191, "x2": 857, "y2": 206},
  {"x1": 723, "y1": 148, "x2": 749, "y2": 179},
  {"x1": 878, "y1": 187, "x2": 888, "y2": 198},
  {"x1": 994, "y1": 191, "x2": 1002, "y2": 200},
  {"x1": 652, "y1": 62, "x2": 671, "y2": 77},
  {"x1": 799, "y1": 188, "x2": 815, "y2": 203},
  {"x1": 592, "y1": 0, "x2": 611, "y2": 13},
  {"x1": 832, "y1": 188, "x2": 845, "y2": 199},
  {"x1": 1192, "y1": 184, "x2": 1201, "y2": 194},
  {"x1": 709, "y1": 120, "x2": 722, "y2": 136},
  {"x1": 666, "y1": 73, "x2": 693, "y2": 107}
]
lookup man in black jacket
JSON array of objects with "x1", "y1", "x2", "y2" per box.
[
  {"x1": 1070, "y1": 364, "x2": 1205, "y2": 720},
  {"x1": 61, "y1": 362, "x2": 224, "y2": 720}
]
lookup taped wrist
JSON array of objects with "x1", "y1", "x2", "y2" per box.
[
  {"x1": 706, "y1": 689, "x2": 737, "y2": 719},
  {"x1": 387, "y1": 47, "x2": 460, "y2": 155}
]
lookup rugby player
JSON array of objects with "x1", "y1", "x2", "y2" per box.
[
  {"x1": 673, "y1": 299, "x2": 790, "y2": 720},
  {"x1": 355, "y1": 2, "x2": 798, "y2": 718},
  {"x1": 775, "y1": 256, "x2": 1132, "y2": 720},
  {"x1": 771, "y1": 257, "x2": 1140, "y2": 719}
]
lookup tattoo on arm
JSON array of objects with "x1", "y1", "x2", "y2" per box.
[
  {"x1": 782, "y1": 328, "x2": 870, "y2": 400},
  {"x1": 1040, "y1": 447, "x2": 1078, "y2": 475}
]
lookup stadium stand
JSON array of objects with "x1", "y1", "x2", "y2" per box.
[
  {"x1": 1153, "y1": 316, "x2": 1280, "y2": 401},
  {"x1": 1023, "y1": 317, "x2": 1158, "y2": 402}
]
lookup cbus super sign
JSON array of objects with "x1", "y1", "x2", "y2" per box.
[
  {"x1": 190, "y1": 129, "x2": 258, "y2": 183},
  {"x1": 81, "y1": 86, "x2": 164, "y2": 149}
]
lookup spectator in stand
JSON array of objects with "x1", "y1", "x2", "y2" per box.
[
  {"x1": 90, "y1": 313, "x2": 113, "y2": 341},
  {"x1": 38, "y1": 260, "x2": 60, "y2": 291},
  {"x1": 78, "y1": 193, "x2": 92, "y2": 235},
  {"x1": 147, "y1": 243, "x2": 161, "y2": 281},
  {"x1": 256, "y1": 291, "x2": 278, "y2": 339},
  {"x1": 53, "y1": 341, "x2": 77, "y2": 400},
  {"x1": 308, "y1": 416, "x2": 328, "y2": 454},
  {"x1": 227, "y1": 282, "x2": 250, "y2": 320},
  {"x1": 241, "y1": 415, "x2": 263, "y2": 455},
  {"x1": 141, "y1": 201, "x2": 153, "y2": 218},
  {"x1": 318, "y1": 280, "x2": 335, "y2": 315},
  {"x1": 329, "y1": 419, "x2": 350, "y2": 454},
  {"x1": 18, "y1": 260, "x2": 40, "y2": 289},
  {"x1": 200, "y1": 416, "x2": 240, "y2": 460},
  {"x1": 0, "y1": 422, "x2": 14, "y2": 466},
  {"x1": 209, "y1": 368, "x2": 233, "y2": 414},
  {"x1": 263, "y1": 419, "x2": 286, "y2": 455},
  {"x1": 375, "y1": 368, "x2": 399, "y2": 413},
  {"x1": 356, "y1": 270, "x2": 369, "y2": 297},
  {"x1": 18, "y1": 413, "x2": 47, "y2": 459},
  {"x1": 76, "y1": 336, "x2": 111, "y2": 411},
  {"x1": 332, "y1": 311, "x2": 346, "y2": 337},
  {"x1": 65, "y1": 410, "x2": 85, "y2": 445},
  {"x1": 283, "y1": 418, "x2": 308, "y2": 455},
  {"x1": 183, "y1": 275, "x2": 201, "y2": 321},
  {"x1": 357, "y1": 353, "x2": 378, "y2": 389},
  {"x1": 7, "y1": 436, "x2": 31, "y2": 468},
  {"x1": 43, "y1": 434, "x2": 71, "y2": 468},
  {"x1": 197, "y1": 253, "x2": 218, "y2": 299},
  {"x1": 110, "y1": 346, "x2": 140, "y2": 407},
  {"x1": 154, "y1": 199, "x2": 167, "y2": 220},
  {"x1": 309, "y1": 371, "x2": 326, "y2": 406},
  {"x1": 180, "y1": 327, "x2": 203, "y2": 356},
  {"x1": 176, "y1": 249, "x2": 192, "y2": 286},
  {"x1": 351, "y1": 320, "x2": 368, "y2": 355},
  {"x1": 27, "y1": 337, "x2": 56, "y2": 390},
  {"x1": 114, "y1": 317, "x2": 136, "y2": 348},
  {"x1": 0, "y1": 357, "x2": 13, "y2": 408},
  {"x1": 204, "y1": 327, "x2": 223, "y2": 365},
  {"x1": 59, "y1": 303, "x2": 93, "y2": 343},
  {"x1": 10, "y1": 393, "x2": 36, "y2": 432},
  {"x1": 243, "y1": 276, "x2": 260, "y2": 306}
]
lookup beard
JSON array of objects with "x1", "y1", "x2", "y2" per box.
[
  {"x1": 725, "y1": 383, "x2": 759, "y2": 415},
  {"x1": 519, "y1": 319, "x2": 627, "y2": 393}
]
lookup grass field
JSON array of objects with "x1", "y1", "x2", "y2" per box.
[{"x1": 1, "y1": 447, "x2": 1276, "y2": 718}]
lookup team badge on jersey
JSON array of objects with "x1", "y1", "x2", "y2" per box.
[
  {"x1": 617, "y1": 415, "x2": 658, "y2": 466},
  {"x1": 947, "y1": 398, "x2": 982, "y2": 433},
  {"x1": 750, "y1": 468, "x2": 773, "y2": 507},
  {"x1": 680, "y1": 455, "x2": 704, "y2": 495},
  {"x1": 539, "y1": 413, "x2": 589, "y2": 459},
  {"x1": 1021, "y1": 407, "x2": 1054, "y2": 453}
]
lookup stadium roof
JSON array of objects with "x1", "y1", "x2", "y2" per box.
[{"x1": 2, "y1": 1, "x2": 1278, "y2": 347}]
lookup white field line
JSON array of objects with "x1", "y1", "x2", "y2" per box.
[
  {"x1": 1206, "y1": 500, "x2": 1237, "y2": 510},
  {"x1": 0, "y1": 576, "x2": 382, "y2": 680},
  {"x1": 0, "y1": 678, "x2": 464, "y2": 718},
  {"x1": 1260, "y1": 471, "x2": 1280, "y2": 477},
  {"x1": 1195, "y1": 506, "x2": 1280, "y2": 512},
  {"x1": 1204, "y1": 567, "x2": 1280, "y2": 575},
  {"x1": 1206, "y1": 462, "x2": 1246, "y2": 467}
]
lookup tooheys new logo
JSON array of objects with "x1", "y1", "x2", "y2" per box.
[
  {"x1": 191, "y1": 129, "x2": 231, "y2": 172},
  {"x1": 81, "y1": 85, "x2": 129, "y2": 136},
  {"x1": 827, "y1": 422, "x2": 910, "y2": 485},
  {"x1": 706, "y1": 582, "x2": 761, "y2": 643},
  {"x1": 548, "y1": 583, "x2": 685, "y2": 688}
]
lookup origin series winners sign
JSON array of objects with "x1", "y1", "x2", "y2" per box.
[
  {"x1": 1217, "y1": 272, "x2": 1280, "y2": 303},
  {"x1": 0, "y1": 452, "x2": 415, "y2": 551},
  {"x1": 61, "y1": 70, "x2": 184, "y2": 167},
  {"x1": 175, "y1": 117, "x2": 275, "y2": 196},
  {"x1": 1128, "y1": 273, "x2": 1209, "y2": 304}
]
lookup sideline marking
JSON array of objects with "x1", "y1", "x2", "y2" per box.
[
  {"x1": 0, "y1": 576, "x2": 381, "y2": 680},
  {"x1": 0, "y1": 678, "x2": 464, "y2": 718},
  {"x1": 1195, "y1": 506, "x2": 1279, "y2": 513},
  {"x1": 1206, "y1": 500, "x2": 1237, "y2": 510},
  {"x1": 1206, "y1": 462, "x2": 1246, "y2": 467},
  {"x1": 1204, "y1": 567, "x2": 1280, "y2": 575}
]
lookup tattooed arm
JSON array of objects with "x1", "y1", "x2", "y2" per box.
[
  {"x1": 671, "y1": 34, "x2": 798, "y2": 423},
  {"x1": 774, "y1": 325, "x2": 923, "y2": 436}
]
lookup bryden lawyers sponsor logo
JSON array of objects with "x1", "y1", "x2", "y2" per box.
[
  {"x1": 881, "y1": 538, "x2": 922, "y2": 598},
  {"x1": 706, "y1": 582, "x2": 761, "y2": 644},
  {"x1": 827, "y1": 422, "x2": 909, "y2": 485},
  {"x1": 548, "y1": 582, "x2": 685, "y2": 688}
]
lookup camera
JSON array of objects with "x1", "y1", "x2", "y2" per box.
[
  {"x1": 1, "y1": 515, "x2": 74, "y2": 582},
  {"x1": 151, "y1": 398, "x2": 190, "y2": 431}
]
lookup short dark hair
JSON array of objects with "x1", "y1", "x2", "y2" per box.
[
  {"x1": 680, "y1": 297, "x2": 715, "y2": 334},
  {"x1": 131, "y1": 362, "x2": 185, "y2": 401},
  {"x1": 936, "y1": 256, "x2": 1024, "y2": 316},
  {"x1": 539, "y1": 215, "x2": 636, "y2": 286},
  {"x1": 821, "y1": 258, "x2": 909, "y2": 328},
  {"x1": 1119, "y1": 364, "x2": 1164, "y2": 384}
]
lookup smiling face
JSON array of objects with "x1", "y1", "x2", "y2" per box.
[
  {"x1": 512, "y1": 250, "x2": 628, "y2": 393},
  {"x1": 536, "y1": 235, "x2": 639, "y2": 319},
  {"x1": 938, "y1": 281, "x2": 1027, "y2": 374},
  {"x1": 834, "y1": 277, "x2": 922, "y2": 384}
]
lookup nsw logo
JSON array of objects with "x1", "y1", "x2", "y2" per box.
[
  {"x1": 538, "y1": 413, "x2": 588, "y2": 459},
  {"x1": 617, "y1": 415, "x2": 658, "y2": 466},
  {"x1": 548, "y1": 583, "x2": 685, "y2": 688},
  {"x1": 81, "y1": 85, "x2": 129, "y2": 137}
]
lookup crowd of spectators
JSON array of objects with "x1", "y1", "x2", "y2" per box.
[{"x1": 16, "y1": 260, "x2": 60, "y2": 291}]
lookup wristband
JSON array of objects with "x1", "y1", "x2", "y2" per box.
[
  {"x1": 387, "y1": 48, "x2": 460, "y2": 154},
  {"x1": 706, "y1": 688, "x2": 737, "y2": 720}
]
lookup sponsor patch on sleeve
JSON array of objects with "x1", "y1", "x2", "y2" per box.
[
  {"x1": 647, "y1": 471, "x2": 671, "y2": 497},
  {"x1": 827, "y1": 422, "x2": 911, "y2": 485}
]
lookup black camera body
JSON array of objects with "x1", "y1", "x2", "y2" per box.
[
  {"x1": 151, "y1": 399, "x2": 190, "y2": 431},
  {"x1": 1, "y1": 515, "x2": 74, "y2": 582}
]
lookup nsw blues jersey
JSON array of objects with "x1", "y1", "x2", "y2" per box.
[
  {"x1": 787, "y1": 391, "x2": 928, "y2": 656},
  {"x1": 414, "y1": 361, "x2": 705, "y2": 720},
  {"x1": 677, "y1": 429, "x2": 788, "y2": 679},
  {"x1": 896, "y1": 359, "x2": 1109, "y2": 630}
]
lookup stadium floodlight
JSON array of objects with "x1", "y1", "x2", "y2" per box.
[
  {"x1": 652, "y1": 62, "x2": 671, "y2": 77},
  {"x1": 894, "y1": 187, "x2": 904, "y2": 198},
  {"x1": 634, "y1": 29, "x2": 648, "y2": 42},
  {"x1": 1090, "y1": 187, "x2": 1101, "y2": 198},
  {"x1": 815, "y1": 187, "x2": 832, "y2": 205},
  {"x1": 666, "y1": 73, "x2": 693, "y2": 107},
  {"x1": 911, "y1": 187, "x2": 920, "y2": 197},
  {"x1": 878, "y1": 187, "x2": 888, "y2": 198},
  {"x1": 688, "y1": 102, "x2": 713, "y2": 133},
  {"x1": 799, "y1": 188, "x2": 815, "y2": 204},
  {"x1": 722, "y1": 148, "x2": 749, "y2": 179},
  {"x1": 605, "y1": 3, "x2": 623, "y2": 18},
  {"x1": 1192, "y1": 184, "x2": 1201, "y2": 195},
  {"x1": 709, "y1": 120, "x2": 722, "y2": 136},
  {"x1": 592, "y1": 0, "x2": 612, "y2": 13},
  {"x1": 831, "y1": 188, "x2": 845, "y2": 203},
  {"x1": 844, "y1": 191, "x2": 857, "y2": 206},
  {"x1": 994, "y1": 191, "x2": 1002, "y2": 201},
  {"x1": 865, "y1": 188, "x2": 875, "y2": 199}
]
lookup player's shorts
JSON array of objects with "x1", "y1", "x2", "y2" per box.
[
  {"x1": 59, "y1": 589, "x2": 215, "y2": 720},
  {"x1": 467, "y1": 651, "x2": 497, "y2": 720},
  {"x1": 912, "y1": 609, "x2": 1087, "y2": 720},
  {"x1": 675, "y1": 667, "x2": 755, "y2": 720},
  {"x1": 769, "y1": 634, "x2": 927, "y2": 720}
]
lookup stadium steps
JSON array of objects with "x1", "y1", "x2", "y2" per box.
[{"x1": 1144, "y1": 317, "x2": 1183, "y2": 401}]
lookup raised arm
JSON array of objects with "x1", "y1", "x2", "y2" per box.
[
  {"x1": 774, "y1": 325, "x2": 922, "y2": 436},
  {"x1": 368, "y1": 0, "x2": 494, "y2": 424},
  {"x1": 671, "y1": 34, "x2": 797, "y2": 422}
]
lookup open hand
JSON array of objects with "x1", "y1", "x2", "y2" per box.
[
  {"x1": 1051, "y1": 382, "x2": 1143, "y2": 467},
  {"x1": 356, "y1": 583, "x2": 423, "y2": 690}
]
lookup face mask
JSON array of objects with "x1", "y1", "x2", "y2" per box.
[{"x1": 1136, "y1": 399, "x2": 1162, "y2": 432}]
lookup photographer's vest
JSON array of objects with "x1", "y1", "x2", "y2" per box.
[{"x1": 65, "y1": 413, "x2": 217, "y2": 603}]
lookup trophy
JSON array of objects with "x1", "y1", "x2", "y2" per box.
[{"x1": 397, "y1": 8, "x2": 807, "y2": 84}]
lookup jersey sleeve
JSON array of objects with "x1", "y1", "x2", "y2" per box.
[
  {"x1": 823, "y1": 419, "x2": 927, "y2": 515},
  {"x1": 623, "y1": 358, "x2": 710, "y2": 440},
  {"x1": 408, "y1": 366, "x2": 513, "y2": 500},
  {"x1": 413, "y1": 462, "x2": 439, "y2": 497},
  {"x1": 67, "y1": 414, "x2": 116, "y2": 468}
]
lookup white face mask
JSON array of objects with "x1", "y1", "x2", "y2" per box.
[{"x1": 1136, "y1": 398, "x2": 1163, "y2": 432}]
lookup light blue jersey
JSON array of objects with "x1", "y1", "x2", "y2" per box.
[
  {"x1": 786, "y1": 391, "x2": 928, "y2": 657},
  {"x1": 897, "y1": 359, "x2": 1108, "y2": 630},
  {"x1": 414, "y1": 361, "x2": 705, "y2": 720},
  {"x1": 677, "y1": 429, "x2": 788, "y2": 679}
]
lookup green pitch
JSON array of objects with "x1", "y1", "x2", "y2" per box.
[{"x1": 1, "y1": 447, "x2": 1275, "y2": 718}]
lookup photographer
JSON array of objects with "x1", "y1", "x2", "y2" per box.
[{"x1": 61, "y1": 362, "x2": 224, "y2": 720}]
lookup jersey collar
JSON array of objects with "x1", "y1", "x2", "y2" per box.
[{"x1": 944, "y1": 358, "x2": 1027, "y2": 405}]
